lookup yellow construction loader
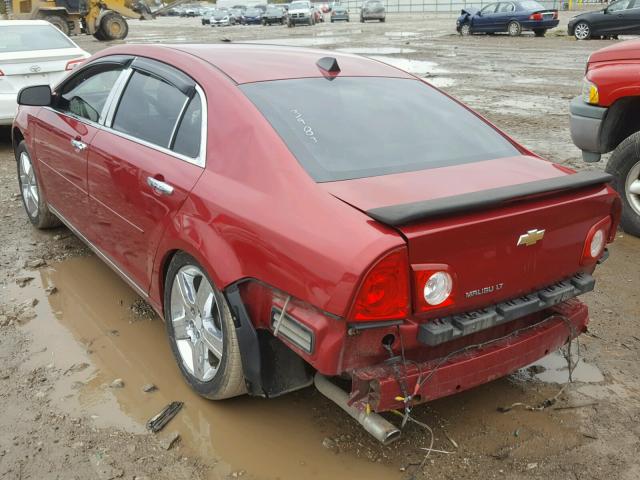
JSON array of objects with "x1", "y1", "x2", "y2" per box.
[{"x1": 7, "y1": 0, "x2": 186, "y2": 40}]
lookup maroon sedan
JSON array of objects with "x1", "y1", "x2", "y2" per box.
[{"x1": 12, "y1": 45, "x2": 619, "y2": 443}]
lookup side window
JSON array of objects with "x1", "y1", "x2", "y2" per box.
[
  {"x1": 608, "y1": 0, "x2": 631, "y2": 11},
  {"x1": 172, "y1": 91, "x2": 202, "y2": 158},
  {"x1": 57, "y1": 67, "x2": 122, "y2": 123},
  {"x1": 481, "y1": 3, "x2": 498, "y2": 14},
  {"x1": 112, "y1": 71, "x2": 188, "y2": 149},
  {"x1": 498, "y1": 3, "x2": 514, "y2": 12}
]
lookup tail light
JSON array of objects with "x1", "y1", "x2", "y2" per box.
[
  {"x1": 349, "y1": 248, "x2": 409, "y2": 321},
  {"x1": 529, "y1": 12, "x2": 543, "y2": 20},
  {"x1": 0, "y1": 70, "x2": 4, "y2": 77},
  {"x1": 65, "y1": 58, "x2": 85, "y2": 71},
  {"x1": 414, "y1": 265, "x2": 456, "y2": 313},
  {"x1": 553, "y1": 11, "x2": 558, "y2": 19},
  {"x1": 581, "y1": 217, "x2": 612, "y2": 264}
]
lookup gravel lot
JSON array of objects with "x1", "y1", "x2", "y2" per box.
[{"x1": 0, "y1": 12, "x2": 639, "y2": 480}]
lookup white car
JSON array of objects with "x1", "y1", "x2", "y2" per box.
[
  {"x1": 287, "y1": 0, "x2": 315, "y2": 26},
  {"x1": 0, "y1": 20, "x2": 90, "y2": 126}
]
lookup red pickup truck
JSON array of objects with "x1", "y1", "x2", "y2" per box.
[{"x1": 570, "y1": 40, "x2": 640, "y2": 237}]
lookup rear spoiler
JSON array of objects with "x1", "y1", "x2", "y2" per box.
[{"x1": 366, "y1": 171, "x2": 613, "y2": 227}]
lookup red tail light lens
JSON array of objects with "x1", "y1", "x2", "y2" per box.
[
  {"x1": 0, "y1": 70, "x2": 4, "y2": 77},
  {"x1": 350, "y1": 248, "x2": 409, "y2": 321},
  {"x1": 529, "y1": 12, "x2": 543, "y2": 20},
  {"x1": 581, "y1": 217, "x2": 612, "y2": 264},
  {"x1": 553, "y1": 11, "x2": 558, "y2": 19},
  {"x1": 414, "y1": 265, "x2": 456, "y2": 313},
  {"x1": 65, "y1": 58, "x2": 85, "y2": 71}
]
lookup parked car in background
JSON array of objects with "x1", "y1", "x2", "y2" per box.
[
  {"x1": 570, "y1": 39, "x2": 640, "y2": 236},
  {"x1": 210, "y1": 8, "x2": 234, "y2": 26},
  {"x1": 0, "y1": 20, "x2": 90, "y2": 126},
  {"x1": 254, "y1": 4, "x2": 267, "y2": 12},
  {"x1": 287, "y1": 0, "x2": 315, "y2": 26},
  {"x1": 229, "y1": 7, "x2": 246, "y2": 24},
  {"x1": 263, "y1": 5, "x2": 286, "y2": 24},
  {"x1": 12, "y1": 43, "x2": 620, "y2": 445},
  {"x1": 243, "y1": 7, "x2": 264, "y2": 24},
  {"x1": 201, "y1": 8, "x2": 215, "y2": 25},
  {"x1": 331, "y1": 5, "x2": 349, "y2": 21},
  {"x1": 568, "y1": 0, "x2": 640, "y2": 40},
  {"x1": 313, "y1": 5, "x2": 325, "y2": 22},
  {"x1": 183, "y1": 5, "x2": 199, "y2": 17},
  {"x1": 360, "y1": 0, "x2": 385, "y2": 22},
  {"x1": 457, "y1": 1, "x2": 559, "y2": 36}
]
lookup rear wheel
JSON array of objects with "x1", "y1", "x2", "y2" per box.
[
  {"x1": 164, "y1": 253, "x2": 246, "y2": 399},
  {"x1": 574, "y1": 21, "x2": 591, "y2": 40},
  {"x1": 533, "y1": 28, "x2": 546, "y2": 37},
  {"x1": 606, "y1": 132, "x2": 640, "y2": 236},
  {"x1": 460, "y1": 23, "x2": 471, "y2": 35},
  {"x1": 380, "y1": 17, "x2": 385, "y2": 22},
  {"x1": 97, "y1": 12, "x2": 129, "y2": 40},
  {"x1": 507, "y1": 21, "x2": 521, "y2": 36},
  {"x1": 16, "y1": 142, "x2": 60, "y2": 229},
  {"x1": 45, "y1": 15, "x2": 70, "y2": 35}
]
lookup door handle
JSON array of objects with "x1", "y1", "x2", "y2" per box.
[
  {"x1": 147, "y1": 177, "x2": 174, "y2": 196},
  {"x1": 71, "y1": 139, "x2": 87, "y2": 151}
]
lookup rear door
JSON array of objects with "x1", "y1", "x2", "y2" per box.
[
  {"x1": 495, "y1": 2, "x2": 516, "y2": 31},
  {"x1": 599, "y1": 0, "x2": 633, "y2": 33},
  {"x1": 33, "y1": 64, "x2": 124, "y2": 227},
  {"x1": 87, "y1": 59, "x2": 205, "y2": 290},
  {"x1": 619, "y1": 0, "x2": 640, "y2": 33}
]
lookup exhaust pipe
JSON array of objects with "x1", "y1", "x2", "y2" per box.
[{"x1": 314, "y1": 373, "x2": 401, "y2": 445}]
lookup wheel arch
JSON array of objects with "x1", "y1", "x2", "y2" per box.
[
  {"x1": 11, "y1": 127, "x2": 25, "y2": 158},
  {"x1": 600, "y1": 96, "x2": 640, "y2": 153}
]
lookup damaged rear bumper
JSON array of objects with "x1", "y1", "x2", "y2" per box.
[{"x1": 349, "y1": 298, "x2": 588, "y2": 412}]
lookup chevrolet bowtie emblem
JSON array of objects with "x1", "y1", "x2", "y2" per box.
[{"x1": 517, "y1": 229, "x2": 545, "y2": 247}]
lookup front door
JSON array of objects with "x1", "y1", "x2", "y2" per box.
[
  {"x1": 87, "y1": 66, "x2": 205, "y2": 290},
  {"x1": 33, "y1": 66, "x2": 122, "y2": 226}
]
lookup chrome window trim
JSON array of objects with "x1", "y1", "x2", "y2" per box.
[
  {"x1": 48, "y1": 203, "x2": 149, "y2": 299},
  {"x1": 168, "y1": 96, "x2": 191, "y2": 149}
]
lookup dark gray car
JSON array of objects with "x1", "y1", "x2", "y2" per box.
[{"x1": 360, "y1": 0, "x2": 385, "y2": 22}]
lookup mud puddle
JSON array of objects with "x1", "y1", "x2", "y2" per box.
[
  {"x1": 336, "y1": 47, "x2": 417, "y2": 54},
  {"x1": 246, "y1": 36, "x2": 351, "y2": 47},
  {"x1": 526, "y1": 351, "x2": 605, "y2": 384},
  {"x1": 5, "y1": 254, "x2": 593, "y2": 478}
]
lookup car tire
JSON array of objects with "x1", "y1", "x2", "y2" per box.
[
  {"x1": 45, "y1": 15, "x2": 70, "y2": 35},
  {"x1": 380, "y1": 17, "x2": 385, "y2": 22},
  {"x1": 606, "y1": 132, "x2": 640, "y2": 237},
  {"x1": 16, "y1": 141, "x2": 61, "y2": 230},
  {"x1": 574, "y1": 21, "x2": 591, "y2": 40},
  {"x1": 460, "y1": 23, "x2": 471, "y2": 35},
  {"x1": 533, "y1": 28, "x2": 546, "y2": 37},
  {"x1": 164, "y1": 252, "x2": 247, "y2": 400},
  {"x1": 507, "y1": 21, "x2": 521, "y2": 36}
]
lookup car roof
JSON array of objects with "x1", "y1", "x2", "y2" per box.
[{"x1": 165, "y1": 44, "x2": 415, "y2": 84}]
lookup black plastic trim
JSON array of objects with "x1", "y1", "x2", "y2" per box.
[
  {"x1": 417, "y1": 272, "x2": 595, "y2": 347},
  {"x1": 346, "y1": 319, "x2": 403, "y2": 333},
  {"x1": 224, "y1": 283, "x2": 265, "y2": 397},
  {"x1": 130, "y1": 57, "x2": 196, "y2": 96},
  {"x1": 367, "y1": 171, "x2": 613, "y2": 226}
]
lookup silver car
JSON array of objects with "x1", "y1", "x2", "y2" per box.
[{"x1": 360, "y1": 0, "x2": 385, "y2": 22}]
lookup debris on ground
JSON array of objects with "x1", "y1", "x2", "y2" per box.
[
  {"x1": 142, "y1": 383, "x2": 157, "y2": 393},
  {"x1": 160, "y1": 431, "x2": 181, "y2": 451},
  {"x1": 109, "y1": 378, "x2": 125, "y2": 389},
  {"x1": 146, "y1": 401, "x2": 184, "y2": 433},
  {"x1": 15, "y1": 276, "x2": 34, "y2": 287}
]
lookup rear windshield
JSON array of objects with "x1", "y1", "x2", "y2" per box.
[
  {"x1": 0, "y1": 25, "x2": 75, "y2": 53},
  {"x1": 241, "y1": 77, "x2": 520, "y2": 182}
]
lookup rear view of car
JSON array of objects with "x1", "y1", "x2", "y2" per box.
[
  {"x1": 263, "y1": 6, "x2": 285, "y2": 25},
  {"x1": 0, "y1": 20, "x2": 89, "y2": 126},
  {"x1": 360, "y1": 0, "x2": 385, "y2": 22},
  {"x1": 243, "y1": 7, "x2": 263, "y2": 24},
  {"x1": 331, "y1": 5, "x2": 349, "y2": 21}
]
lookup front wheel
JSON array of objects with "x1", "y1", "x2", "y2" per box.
[
  {"x1": 606, "y1": 133, "x2": 640, "y2": 236},
  {"x1": 98, "y1": 12, "x2": 129, "y2": 40},
  {"x1": 460, "y1": 23, "x2": 471, "y2": 35},
  {"x1": 16, "y1": 142, "x2": 60, "y2": 229},
  {"x1": 380, "y1": 17, "x2": 385, "y2": 22},
  {"x1": 45, "y1": 15, "x2": 70, "y2": 35},
  {"x1": 507, "y1": 21, "x2": 521, "y2": 36},
  {"x1": 533, "y1": 28, "x2": 546, "y2": 37},
  {"x1": 574, "y1": 21, "x2": 591, "y2": 40},
  {"x1": 164, "y1": 253, "x2": 247, "y2": 399}
]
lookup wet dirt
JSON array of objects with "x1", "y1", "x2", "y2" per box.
[{"x1": 1, "y1": 11, "x2": 640, "y2": 480}]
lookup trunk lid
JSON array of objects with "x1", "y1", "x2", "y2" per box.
[{"x1": 322, "y1": 156, "x2": 616, "y2": 317}]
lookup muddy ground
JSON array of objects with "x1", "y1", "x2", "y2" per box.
[{"x1": 1, "y1": 12, "x2": 640, "y2": 480}]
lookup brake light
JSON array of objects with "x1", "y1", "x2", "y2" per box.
[
  {"x1": 553, "y1": 11, "x2": 558, "y2": 19},
  {"x1": 350, "y1": 248, "x2": 409, "y2": 321},
  {"x1": 414, "y1": 265, "x2": 456, "y2": 313},
  {"x1": 581, "y1": 217, "x2": 612, "y2": 264},
  {"x1": 529, "y1": 12, "x2": 543, "y2": 20},
  {"x1": 0, "y1": 70, "x2": 4, "y2": 76},
  {"x1": 65, "y1": 58, "x2": 84, "y2": 71}
]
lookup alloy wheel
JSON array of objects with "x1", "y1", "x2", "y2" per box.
[
  {"x1": 19, "y1": 151, "x2": 39, "y2": 218},
  {"x1": 460, "y1": 23, "x2": 471, "y2": 35},
  {"x1": 626, "y1": 160, "x2": 640, "y2": 216},
  {"x1": 575, "y1": 23, "x2": 590, "y2": 40},
  {"x1": 170, "y1": 265, "x2": 224, "y2": 383}
]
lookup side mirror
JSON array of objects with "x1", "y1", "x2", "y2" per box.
[{"x1": 17, "y1": 85, "x2": 52, "y2": 107}]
